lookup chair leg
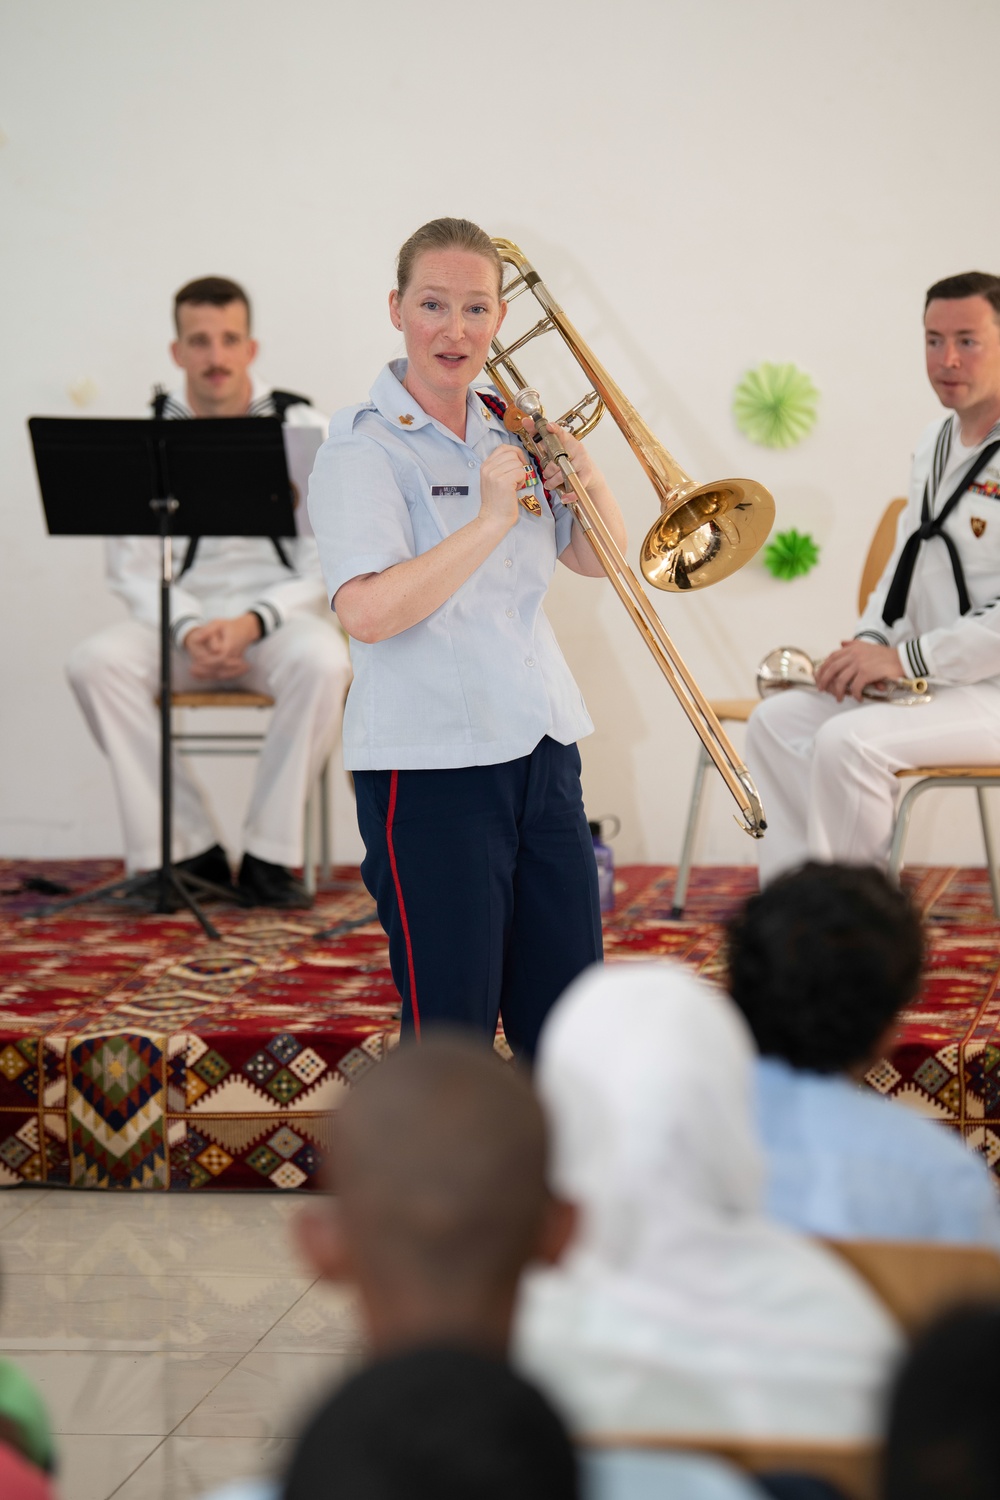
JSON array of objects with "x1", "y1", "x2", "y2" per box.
[
  {"x1": 672, "y1": 745, "x2": 712, "y2": 919},
  {"x1": 319, "y1": 759, "x2": 332, "y2": 882},
  {"x1": 888, "y1": 781, "x2": 924, "y2": 887},
  {"x1": 976, "y1": 786, "x2": 1000, "y2": 920},
  {"x1": 303, "y1": 787, "x2": 317, "y2": 898}
]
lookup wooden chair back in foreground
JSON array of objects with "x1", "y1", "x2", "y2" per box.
[
  {"x1": 823, "y1": 1238, "x2": 1000, "y2": 1336},
  {"x1": 584, "y1": 1432, "x2": 879, "y2": 1500}
]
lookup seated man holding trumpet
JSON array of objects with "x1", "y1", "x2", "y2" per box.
[{"x1": 747, "y1": 271, "x2": 1000, "y2": 884}]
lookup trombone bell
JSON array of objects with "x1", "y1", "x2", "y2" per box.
[
  {"x1": 486, "y1": 239, "x2": 770, "y2": 838},
  {"x1": 641, "y1": 478, "x2": 777, "y2": 591}
]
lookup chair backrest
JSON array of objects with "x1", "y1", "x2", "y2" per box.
[
  {"x1": 584, "y1": 1433, "x2": 879, "y2": 1500},
  {"x1": 857, "y1": 497, "x2": 907, "y2": 616},
  {"x1": 823, "y1": 1238, "x2": 1000, "y2": 1335}
]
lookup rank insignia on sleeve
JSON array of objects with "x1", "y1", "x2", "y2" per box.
[
  {"x1": 399, "y1": 414, "x2": 414, "y2": 426},
  {"x1": 972, "y1": 516, "x2": 987, "y2": 537}
]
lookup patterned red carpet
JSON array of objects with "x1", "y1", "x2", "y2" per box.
[{"x1": 0, "y1": 860, "x2": 997, "y2": 1190}]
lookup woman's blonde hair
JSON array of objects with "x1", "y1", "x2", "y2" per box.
[{"x1": 396, "y1": 218, "x2": 503, "y2": 299}]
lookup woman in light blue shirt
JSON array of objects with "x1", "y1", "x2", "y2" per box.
[{"x1": 308, "y1": 217, "x2": 627, "y2": 1056}]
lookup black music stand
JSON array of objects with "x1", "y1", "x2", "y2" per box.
[{"x1": 29, "y1": 415, "x2": 296, "y2": 940}]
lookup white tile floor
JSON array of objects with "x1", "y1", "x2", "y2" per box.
[{"x1": 0, "y1": 1188, "x2": 365, "y2": 1500}]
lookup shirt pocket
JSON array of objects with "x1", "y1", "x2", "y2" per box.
[{"x1": 406, "y1": 469, "x2": 479, "y2": 552}]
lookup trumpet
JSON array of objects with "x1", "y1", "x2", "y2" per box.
[
  {"x1": 486, "y1": 239, "x2": 775, "y2": 836},
  {"x1": 757, "y1": 646, "x2": 931, "y2": 706}
]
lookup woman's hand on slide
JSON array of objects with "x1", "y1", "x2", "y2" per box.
[
  {"x1": 478, "y1": 444, "x2": 532, "y2": 533},
  {"x1": 540, "y1": 421, "x2": 598, "y2": 492}
]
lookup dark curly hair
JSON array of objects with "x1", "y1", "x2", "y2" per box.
[
  {"x1": 885, "y1": 1303, "x2": 1000, "y2": 1500},
  {"x1": 725, "y1": 863, "x2": 924, "y2": 1073}
]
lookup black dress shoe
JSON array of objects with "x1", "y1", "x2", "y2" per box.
[
  {"x1": 141, "y1": 844, "x2": 236, "y2": 912},
  {"x1": 176, "y1": 844, "x2": 234, "y2": 889},
  {"x1": 238, "y1": 852, "x2": 313, "y2": 909}
]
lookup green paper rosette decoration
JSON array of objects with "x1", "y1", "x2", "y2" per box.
[
  {"x1": 733, "y1": 361, "x2": 818, "y2": 449},
  {"x1": 763, "y1": 528, "x2": 820, "y2": 581}
]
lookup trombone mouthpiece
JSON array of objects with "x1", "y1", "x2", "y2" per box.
[{"x1": 513, "y1": 387, "x2": 544, "y2": 418}]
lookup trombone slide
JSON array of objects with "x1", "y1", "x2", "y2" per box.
[
  {"x1": 510, "y1": 394, "x2": 766, "y2": 837},
  {"x1": 487, "y1": 240, "x2": 770, "y2": 838}
]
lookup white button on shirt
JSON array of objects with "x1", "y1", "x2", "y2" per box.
[{"x1": 307, "y1": 360, "x2": 594, "y2": 771}]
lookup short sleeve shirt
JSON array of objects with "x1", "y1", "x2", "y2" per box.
[
  {"x1": 308, "y1": 360, "x2": 594, "y2": 770},
  {"x1": 755, "y1": 1056, "x2": 1000, "y2": 1248}
]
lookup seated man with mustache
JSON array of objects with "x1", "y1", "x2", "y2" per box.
[{"x1": 67, "y1": 276, "x2": 350, "y2": 908}]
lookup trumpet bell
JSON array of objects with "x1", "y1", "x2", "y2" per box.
[
  {"x1": 756, "y1": 645, "x2": 818, "y2": 696},
  {"x1": 640, "y1": 478, "x2": 777, "y2": 591},
  {"x1": 756, "y1": 645, "x2": 933, "y2": 705}
]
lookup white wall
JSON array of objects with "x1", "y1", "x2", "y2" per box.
[{"x1": 2, "y1": 0, "x2": 999, "y2": 868}]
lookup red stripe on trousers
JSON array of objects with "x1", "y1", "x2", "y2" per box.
[{"x1": 385, "y1": 769, "x2": 421, "y2": 1038}]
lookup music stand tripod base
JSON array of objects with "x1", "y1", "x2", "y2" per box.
[{"x1": 32, "y1": 866, "x2": 251, "y2": 939}]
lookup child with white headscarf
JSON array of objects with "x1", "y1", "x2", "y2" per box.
[{"x1": 513, "y1": 961, "x2": 902, "y2": 1440}]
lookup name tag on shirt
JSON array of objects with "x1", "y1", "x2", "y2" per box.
[{"x1": 431, "y1": 485, "x2": 469, "y2": 497}]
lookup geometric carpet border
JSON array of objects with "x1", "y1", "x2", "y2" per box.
[{"x1": 0, "y1": 859, "x2": 998, "y2": 1189}]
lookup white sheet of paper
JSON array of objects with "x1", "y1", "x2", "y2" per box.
[{"x1": 283, "y1": 425, "x2": 325, "y2": 538}]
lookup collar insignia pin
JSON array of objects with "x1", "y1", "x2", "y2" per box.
[
  {"x1": 399, "y1": 413, "x2": 414, "y2": 426},
  {"x1": 972, "y1": 516, "x2": 987, "y2": 538}
]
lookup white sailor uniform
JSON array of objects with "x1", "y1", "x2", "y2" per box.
[
  {"x1": 746, "y1": 414, "x2": 1000, "y2": 883},
  {"x1": 67, "y1": 380, "x2": 351, "y2": 872}
]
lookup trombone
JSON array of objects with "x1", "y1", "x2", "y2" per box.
[{"x1": 485, "y1": 239, "x2": 775, "y2": 837}]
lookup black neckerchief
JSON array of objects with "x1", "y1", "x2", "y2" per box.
[{"x1": 882, "y1": 421, "x2": 1000, "y2": 626}]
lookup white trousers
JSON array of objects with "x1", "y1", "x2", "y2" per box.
[
  {"x1": 67, "y1": 617, "x2": 351, "y2": 871},
  {"x1": 745, "y1": 686, "x2": 1000, "y2": 885}
]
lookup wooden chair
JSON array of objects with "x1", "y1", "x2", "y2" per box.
[
  {"x1": 822, "y1": 1238, "x2": 1000, "y2": 1336},
  {"x1": 673, "y1": 495, "x2": 1000, "y2": 916},
  {"x1": 855, "y1": 497, "x2": 907, "y2": 617},
  {"x1": 584, "y1": 1433, "x2": 880, "y2": 1500},
  {"x1": 861, "y1": 499, "x2": 1000, "y2": 913},
  {"x1": 170, "y1": 690, "x2": 332, "y2": 896}
]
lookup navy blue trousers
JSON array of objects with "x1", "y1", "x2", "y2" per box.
[{"x1": 354, "y1": 737, "x2": 602, "y2": 1058}]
